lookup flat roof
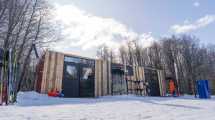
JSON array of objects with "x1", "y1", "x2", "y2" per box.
[{"x1": 48, "y1": 50, "x2": 96, "y2": 61}]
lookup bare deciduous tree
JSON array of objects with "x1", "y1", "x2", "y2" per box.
[
  {"x1": 103, "y1": 34, "x2": 215, "y2": 95},
  {"x1": 0, "y1": 0, "x2": 61, "y2": 93}
]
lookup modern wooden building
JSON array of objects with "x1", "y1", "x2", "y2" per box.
[{"x1": 35, "y1": 51, "x2": 166, "y2": 97}]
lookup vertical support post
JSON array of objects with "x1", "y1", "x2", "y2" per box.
[
  {"x1": 0, "y1": 49, "x2": 3, "y2": 105},
  {"x1": 124, "y1": 59, "x2": 129, "y2": 95},
  {"x1": 174, "y1": 62, "x2": 180, "y2": 96},
  {"x1": 8, "y1": 49, "x2": 12, "y2": 103}
]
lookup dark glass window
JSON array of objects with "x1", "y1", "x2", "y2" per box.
[
  {"x1": 66, "y1": 65, "x2": 77, "y2": 80},
  {"x1": 82, "y1": 67, "x2": 93, "y2": 80},
  {"x1": 64, "y1": 56, "x2": 95, "y2": 65},
  {"x1": 64, "y1": 56, "x2": 80, "y2": 63}
]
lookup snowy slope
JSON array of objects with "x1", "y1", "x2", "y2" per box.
[{"x1": 0, "y1": 92, "x2": 215, "y2": 120}]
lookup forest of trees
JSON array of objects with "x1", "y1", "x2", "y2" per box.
[
  {"x1": 0, "y1": 0, "x2": 60, "y2": 92},
  {"x1": 97, "y1": 35, "x2": 215, "y2": 94}
]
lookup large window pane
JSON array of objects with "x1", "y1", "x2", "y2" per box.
[
  {"x1": 64, "y1": 56, "x2": 80, "y2": 63},
  {"x1": 82, "y1": 67, "x2": 93, "y2": 80},
  {"x1": 66, "y1": 65, "x2": 77, "y2": 80}
]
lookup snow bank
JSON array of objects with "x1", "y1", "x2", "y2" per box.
[{"x1": 0, "y1": 91, "x2": 215, "y2": 120}]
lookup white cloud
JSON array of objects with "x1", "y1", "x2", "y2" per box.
[
  {"x1": 138, "y1": 33, "x2": 155, "y2": 48},
  {"x1": 193, "y1": 2, "x2": 200, "y2": 7},
  {"x1": 170, "y1": 15, "x2": 215, "y2": 34},
  {"x1": 52, "y1": 4, "x2": 155, "y2": 56}
]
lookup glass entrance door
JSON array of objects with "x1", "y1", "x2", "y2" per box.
[
  {"x1": 62, "y1": 62, "x2": 79, "y2": 97},
  {"x1": 145, "y1": 69, "x2": 160, "y2": 96},
  {"x1": 80, "y1": 65, "x2": 95, "y2": 97},
  {"x1": 62, "y1": 56, "x2": 95, "y2": 97}
]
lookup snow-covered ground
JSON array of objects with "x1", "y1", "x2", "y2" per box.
[{"x1": 0, "y1": 92, "x2": 215, "y2": 120}]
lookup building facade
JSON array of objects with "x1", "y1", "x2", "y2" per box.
[{"x1": 35, "y1": 51, "x2": 166, "y2": 97}]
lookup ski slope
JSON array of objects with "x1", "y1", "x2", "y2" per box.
[{"x1": 0, "y1": 92, "x2": 215, "y2": 120}]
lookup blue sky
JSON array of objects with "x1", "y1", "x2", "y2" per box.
[{"x1": 51, "y1": 0, "x2": 215, "y2": 57}]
